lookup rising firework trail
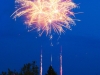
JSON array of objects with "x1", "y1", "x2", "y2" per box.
[
  {"x1": 40, "y1": 49, "x2": 42, "y2": 75},
  {"x1": 60, "y1": 46, "x2": 62, "y2": 75},
  {"x1": 12, "y1": 0, "x2": 78, "y2": 35},
  {"x1": 51, "y1": 54, "x2": 52, "y2": 66}
]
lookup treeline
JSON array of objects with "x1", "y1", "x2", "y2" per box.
[{"x1": 0, "y1": 61, "x2": 57, "y2": 75}]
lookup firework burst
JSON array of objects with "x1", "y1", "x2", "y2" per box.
[{"x1": 12, "y1": 0, "x2": 78, "y2": 35}]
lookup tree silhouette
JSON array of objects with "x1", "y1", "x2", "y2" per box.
[
  {"x1": 1, "y1": 71, "x2": 6, "y2": 75},
  {"x1": 0, "y1": 61, "x2": 39, "y2": 75},
  {"x1": 19, "y1": 61, "x2": 39, "y2": 75},
  {"x1": 46, "y1": 65, "x2": 57, "y2": 75},
  {"x1": 8, "y1": 69, "x2": 13, "y2": 75},
  {"x1": 1, "y1": 69, "x2": 18, "y2": 75}
]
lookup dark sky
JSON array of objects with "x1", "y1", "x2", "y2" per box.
[{"x1": 0, "y1": 0, "x2": 100, "y2": 75}]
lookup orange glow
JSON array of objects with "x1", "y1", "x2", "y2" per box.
[{"x1": 12, "y1": 0, "x2": 77, "y2": 35}]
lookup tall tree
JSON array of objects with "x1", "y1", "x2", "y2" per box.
[
  {"x1": 46, "y1": 66, "x2": 57, "y2": 75},
  {"x1": 19, "y1": 61, "x2": 39, "y2": 75}
]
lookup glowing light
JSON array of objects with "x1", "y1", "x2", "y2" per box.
[
  {"x1": 40, "y1": 49, "x2": 42, "y2": 75},
  {"x1": 12, "y1": 0, "x2": 78, "y2": 35},
  {"x1": 60, "y1": 46, "x2": 62, "y2": 75},
  {"x1": 51, "y1": 54, "x2": 52, "y2": 66}
]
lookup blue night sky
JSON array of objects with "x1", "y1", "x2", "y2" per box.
[{"x1": 0, "y1": 0, "x2": 100, "y2": 75}]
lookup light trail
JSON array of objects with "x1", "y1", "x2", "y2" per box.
[
  {"x1": 60, "y1": 46, "x2": 62, "y2": 75},
  {"x1": 40, "y1": 49, "x2": 42, "y2": 75}
]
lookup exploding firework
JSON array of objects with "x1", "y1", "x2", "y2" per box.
[{"x1": 12, "y1": 0, "x2": 78, "y2": 35}]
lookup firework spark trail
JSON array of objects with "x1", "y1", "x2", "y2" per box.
[
  {"x1": 40, "y1": 49, "x2": 42, "y2": 75},
  {"x1": 51, "y1": 54, "x2": 52, "y2": 66},
  {"x1": 60, "y1": 46, "x2": 62, "y2": 75},
  {"x1": 12, "y1": 0, "x2": 77, "y2": 35}
]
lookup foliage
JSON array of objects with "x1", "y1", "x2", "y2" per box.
[
  {"x1": 46, "y1": 65, "x2": 57, "y2": 75},
  {"x1": 0, "y1": 61, "x2": 39, "y2": 75},
  {"x1": 19, "y1": 61, "x2": 38, "y2": 75},
  {"x1": 0, "y1": 61, "x2": 58, "y2": 75}
]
